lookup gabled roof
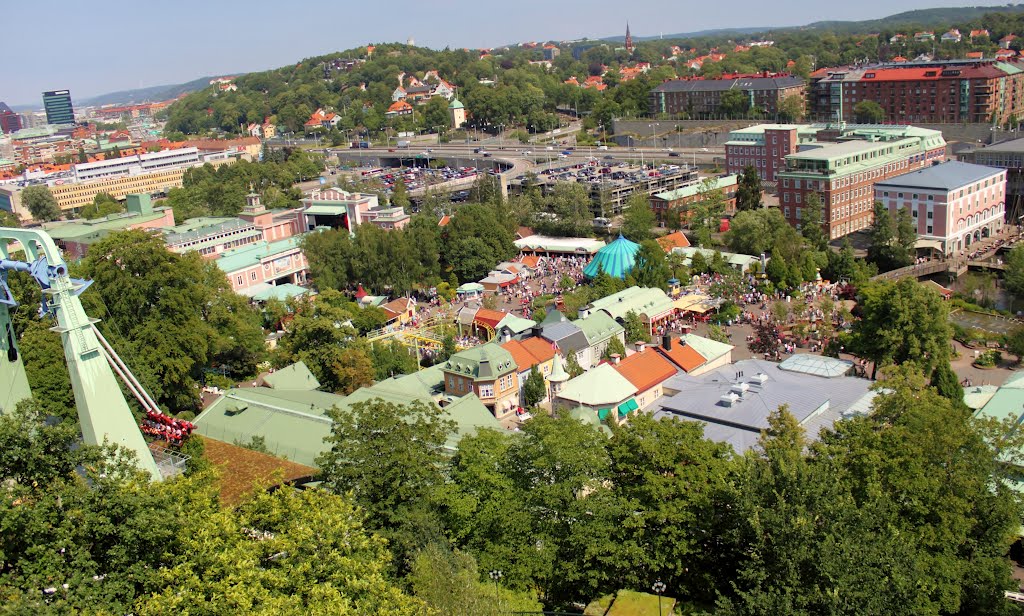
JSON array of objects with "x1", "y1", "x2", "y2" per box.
[
  {"x1": 677, "y1": 333, "x2": 734, "y2": 363},
  {"x1": 573, "y1": 311, "x2": 625, "y2": 346},
  {"x1": 656, "y1": 342, "x2": 708, "y2": 372},
  {"x1": 473, "y1": 308, "x2": 508, "y2": 328},
  {"x1": 520, "y1": 336, "x2": 557, "y2": 364},
  {"x1": 381, "y1": 297, "x2": 415, "y2": 318},
  {"x1": 385, "y1": 100, "x2": 413, "y2": 114},
  {"x1": 614, "y1": 348, "x2": 679, "y2": 392},
  {"x1": 656, "y1": 231, "x2": 691, "y2": 252},
  {"x1": 444, "y1": 343, "x2": 518, "y2": 381},
  {"x1": 501, "y1": 337, "x2": 556, "y2": 372},
  {"x1": 262, "y1": 361, "x2": 321, "y2": 391},
  {"x1": 495, "y1": 313, "x2": 536, "y2": 334},
  {"x1": 588, "y1": 286, "x2": 675, "y2": 321},
  {"x1": 557, "y1": 363, "x2": 638, "y2": 407}
]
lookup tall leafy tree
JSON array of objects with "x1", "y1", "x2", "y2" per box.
[
  {"x1": 1005, "y1": 244, "x2": 1024, "y2": 297},
  {"x1": 523, "y1": 365, "x2": 547, "y2": 408},
  {"x1": 800, "y1": 192, "x2": 828, "y2": 251},
  {"x1": 391, "y1": 177, "x2": 411, "y2": 212},
  {"x1": 688, "y1": 179, "x2": 726, "y2": 248},
  {"x1": 622, "y1": 310, "x2": 650, "y2": 344},
  {"x1": 80, "y1": 193, "x2": 124, "y2": 220},
  {"x1": 21, "y1": 185, "x2": 61, "y2": 221},
  {"x1": 850, "y1": 278, "x2": 952, "y2": 379},
  {"x1": 735, "y1": 165, "x2": 762, "y2": 212},
  {"x1": 317, "y1": 398, "x2": 456, "y2": 561},
  {"x1": 631, "y1": 240, "x2": 670, "y2": 290},
  {"x1": 621, "y1": 192, "x2": 656, "y2": 242},
  {"x1": 81, "y1": 230, "x2": 265, "y2": 411},
  {"x1": 853, "y1": 100, "x2": 885, "y2": 123}
]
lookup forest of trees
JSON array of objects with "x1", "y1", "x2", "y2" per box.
[{"x1": 3, "y1": 364, "x2": 1021, "y2": 614}]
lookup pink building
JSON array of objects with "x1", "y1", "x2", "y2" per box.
[
  {"x1": 873, "y1": 161, "x2": 1006, "y2": 256},
  {"x1": 215, "y1": 233, "x2": 309, "y2": 296},
  {"x1": 300, "y1": 188, "x2": 409, "y2": 231},
  {"x1": 163, "y1": 193, "x2": 303, "y2": 258}
]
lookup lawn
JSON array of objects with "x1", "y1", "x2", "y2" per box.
[{"x1": 586, "y1": 589, "x2": 676, "y2": 616}]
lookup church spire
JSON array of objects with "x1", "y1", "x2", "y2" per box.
[{"x1": 625, "y1": 22, "x2": 634, "y2": 53}]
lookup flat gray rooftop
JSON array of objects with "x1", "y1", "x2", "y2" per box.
[{"x1": 654, "y1": 359, "x2": 876, "y2": 452}]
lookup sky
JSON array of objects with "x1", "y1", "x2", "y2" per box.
[{"x1": 2, "y1": 0, "x2": 1015, "y2": 107}]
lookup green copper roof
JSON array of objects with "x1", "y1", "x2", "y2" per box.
[
  {"x1": 251, "y1": 283, "x2": 310, "y2": 302},
  {"x1": 588, "y1": 286, "x2": 674, "y2": 321},
  {"x1": 195, "y1": 364, "x2": 502, "y2": 466},
  {"x1": 547, "y1": 352, "x2": 570, "y2": 383},
  {"x1": 45, "y1": 208, "x2": 171, "y2": 241},
  {"x1": 583, "y1": 234, "x2": 640, "y2": 279},
  {"x1": 262, "y1": 361, "x2": 321, "y2": 391},
  {"x1": 443, "y1": 343, "x2": 517, "y2": 381},
  {"x1": 449, "y1": 98, "x2": 465, "y2": 109},
  {"x1": 678, "y1": 333, "x2": 734, "y2": 362},
  {"x1": 215, "y1": 235, "x2": 305, "y2": 274},
  {"x1": 556, "y1": 363, "x2": 637, "y2": 407},
  {"x1": 573, "y1": 311, "x2": 625, "y2": 345},
  {"x1": 496, "y1": 313, "x2": 536, "y2": 334}
]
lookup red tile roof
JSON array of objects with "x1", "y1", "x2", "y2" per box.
[
  {"x1": 655, "y1": 343, "x2": 707, "y2": 373},
  {"x1": 502, "y1": 340, "x2": 538, "y2": 371},
  {"x1": 614, "y1": 348, "x2": 679, "y2": 393},
  {"x1": 473, "y1": 308, "x2": 507, "y2": 328},
  {"x1": 656, "y1": 231, "x2": 691, "y2": 252},
  {"x1": 519, "y1": 255, "x2": 542, "y2": 269},
  {"x1": 381, "y1": 297, "x2": 415, "y2": 318},
  {"x1": 520, "y1": 336, "x2": 557, "y2": 364},
  {"x1": 502, "y1": 336, "x2": 557, "y2": 371}
]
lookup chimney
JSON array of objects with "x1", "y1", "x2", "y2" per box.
[
  {"x1": 635, "y1": 341, "x2": 646, "y2": 353},
  {"x1": 610, "y1": 353, "x2": 621, "y2": 365},
  {"x1": 662, "y1": 334, "x2": 671, "y2": 351}
]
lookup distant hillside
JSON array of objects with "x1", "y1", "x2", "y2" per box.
[
  {"x1": 803, "y1": 4, "x2": 1024, "y2": 33},
  {"x1": 77, "y1": 75, "x2": 242, "y2": 108},
  {"x1": 603, "y1": 27, "x2": 767, "y2": 43},
  {"x1": 602, "y1": 4, "x2": 1024, "y2": 43}
]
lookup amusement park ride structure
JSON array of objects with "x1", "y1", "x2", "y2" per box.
[{"x1": 0, "y1": 227, "x2": 163, "y2": 479}]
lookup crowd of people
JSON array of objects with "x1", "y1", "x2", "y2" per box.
[{"x1": 141, "y1": 409, "x2": 194, "y2": 446}]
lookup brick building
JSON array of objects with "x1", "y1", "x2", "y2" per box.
[
  {"x1": 724, "y1": 124, "x2": 822, "y2": 182},
  {"x1": 774, "y1": 124, "x2": 947, "y2": 239},
  {"x1": 807, "y1": 59, "x2": 1024, "y2": 125},
  {"x1": 649, "y1": 73, "x2": 804, "y2": 117}
]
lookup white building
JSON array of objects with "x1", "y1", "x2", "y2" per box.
[{"x1": 73, "y1": 147, "x2": 200, "y2": 182}]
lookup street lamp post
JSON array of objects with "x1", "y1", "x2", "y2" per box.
[
  {"x1": 652, "y1": 580, "x2": 666, "y2": 616},
  {"x1": 489, "y1": 570, "x2": 503, "y2": 611}
]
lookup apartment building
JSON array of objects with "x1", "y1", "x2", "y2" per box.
[
  {"x1": 808, "y1": 59, "x2": 1024, "y2": 125},
  {"x1": 776, "y1": 125, "x2": 947, "y2": 239},
  {"x1": 649, "y1": 73, "x2": 804, "y2": 117}
]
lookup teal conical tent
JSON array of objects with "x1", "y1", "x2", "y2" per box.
[{"x1": 583, "y1": 234, "x2": 640, "y2": 279}]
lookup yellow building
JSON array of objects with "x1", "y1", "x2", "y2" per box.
[{"x1": 2, "y1": 168, "x2": 187, "y2": 220}]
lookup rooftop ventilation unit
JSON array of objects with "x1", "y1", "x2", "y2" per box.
[
  {"x1": 719, "y1": 392, "x2": 740, "y2": 407},
  {"x1": 750, "y1": 372, "x2": 769, "y2": 385}
]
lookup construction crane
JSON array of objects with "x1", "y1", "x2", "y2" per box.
[{"x1": 0, "y1": 227, "x2": 162, "y2": 479}]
